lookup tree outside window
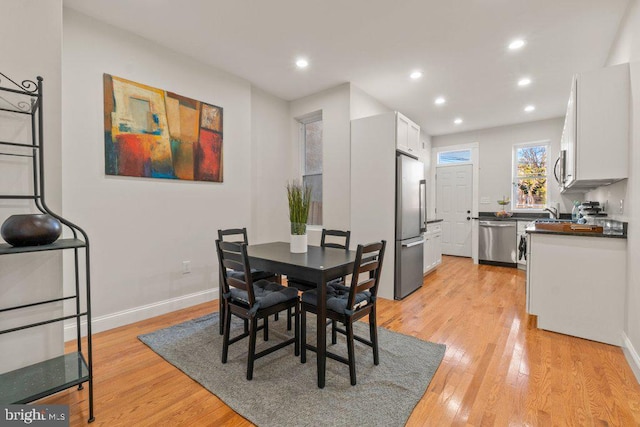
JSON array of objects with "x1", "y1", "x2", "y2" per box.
[{"x1": 512, "y1": 144, "x2": 548, "y2": 210}]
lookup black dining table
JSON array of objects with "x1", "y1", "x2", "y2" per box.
[{"x1": 246, "y1": 241, "x2": 360, "y2": 388}]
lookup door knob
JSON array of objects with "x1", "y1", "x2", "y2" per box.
[{"x1": 466, "y1": 217, "x2": 471, "y2": 221}]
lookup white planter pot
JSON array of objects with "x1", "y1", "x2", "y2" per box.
[{"x1": 290, "y1": 234, "x2": 307, "y2": 253}]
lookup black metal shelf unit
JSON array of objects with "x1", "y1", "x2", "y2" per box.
[{"x1": 0, "y1": 72, "x2": 94, "y2": 423}]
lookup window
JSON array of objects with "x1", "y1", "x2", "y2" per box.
[
  {"x1": 512, "y1": 143, "x2": 548, "y2": 210},
  {"x1": 300, "y1": 114, "x2": 322, "y2": 225},
  {"x1": 437, "y1": 149, "x2": 472, "y2": 165}
]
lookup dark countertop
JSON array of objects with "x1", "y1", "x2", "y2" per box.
[
  {"x1": 525, "y1": 224, "x2": 627, "y2": 239},
  {"x1": 476, "y1": 211, "x2": 572, "y2": 222},
  {"x1": 477, "y1": 216, "x2": 537, "y2": 222}
]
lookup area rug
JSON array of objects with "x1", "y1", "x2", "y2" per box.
[{"x1": 138, "y1": 313, "x2": 446, "y2": 427}]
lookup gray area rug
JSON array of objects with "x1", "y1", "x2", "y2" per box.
[{"x1": 138, "y1": 312, "x2": 446, "y2": 427}]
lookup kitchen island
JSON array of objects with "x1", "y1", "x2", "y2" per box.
[{"x1": 526, "y1": 223, "x2": 627, "y2": 345}]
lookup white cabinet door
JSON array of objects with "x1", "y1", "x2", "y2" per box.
[
  {"x1": 396, "y1": 113, "x2": 410, "y2": 154},
  {"x1": 560, "y1": 63, "x2": 629, "y2": 192},
  {"x1": 434, "y1": 231, "x2": 442, "y2": 266},
  {"x1": 424, "y1": 225, "x2": 442, "y2": 274},
  {"x1": 396, "y1": 112, "x2": 420, "y2": 156},
  {"x1": 408, "y1": 122, "x2": 420, "y2": 154},
  {"x1": 423, "y1": 233, "x2": 429, "y2": 274},
  {"x1": 563, "y1": 78, "x2": 577, "y2": 188}
]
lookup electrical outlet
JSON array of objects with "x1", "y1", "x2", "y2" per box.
[
  {"x1": 182, "y1": 261, "x2": 191, "y2": 274},
  {"x1": 480, "y1": 197, "x2": 490, "y2": 204}
]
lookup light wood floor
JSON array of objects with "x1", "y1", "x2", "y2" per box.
[{"x1": 40, "y1": 256, "x2": 640, "y2": 426}]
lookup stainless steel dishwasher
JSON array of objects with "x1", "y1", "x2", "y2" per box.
[{"x1": 479, "y1": 220, "x2": 517, "y2": 267}]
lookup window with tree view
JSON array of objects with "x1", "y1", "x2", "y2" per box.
[
  {"x1": 301, "y1": 117, "x2": 322, "y2": 225},
  {"x1": 512, "y1": 143, "x2": 548, "y2": 210}
]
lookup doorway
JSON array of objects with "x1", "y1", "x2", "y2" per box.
[{"x1": 436, "y1": 164, "x2": 473, "y2": 257}]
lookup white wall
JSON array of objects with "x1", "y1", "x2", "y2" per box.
[
  {"x1": 289, "y1": 84, "x2": 351, "y2": 246},
  {"x1": 592, "y1": 0, "x2": 640, "y2": 380},
  {"x1": 350, "y1": 84, "x2": 391, "y2": 120},
  {"x1": 250, "y1": 87, "x2": 290, "y2": 243},
  {"x1": 432, "y1": 117, "x2": 579, "y2": 214},
  {"x1": 0, "y1": 0, "x2": 64, "y2": 373},
  {"x1": 62, "y1": 9, "x2": 255, "y2": 333}
]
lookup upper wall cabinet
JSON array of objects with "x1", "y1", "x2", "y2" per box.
[
  {"x1": 396, "y1": 112, "x2": 420, "y2": 156},
  {"x1": 557, "y1": 63, "x2": 630, "y2": 193}
]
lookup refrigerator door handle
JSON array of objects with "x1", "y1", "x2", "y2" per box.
[
  {"x1": 403, "y1": 239, "x2": 425, "y2": 248},
  {"x1": 419, "y1": 179, "x2": 427, "y2": 232}
]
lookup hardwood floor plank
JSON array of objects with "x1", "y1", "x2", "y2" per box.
[{"x1": 34, "y1": 255, "x2": 640, "y2": 426}]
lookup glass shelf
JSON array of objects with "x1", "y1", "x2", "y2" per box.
[
  {"x1": 0, "y1": 238, "x2": 86, "y2": 255},
  {"x1": 0, "y1": 352, "x2": 89, "y2": 404}
]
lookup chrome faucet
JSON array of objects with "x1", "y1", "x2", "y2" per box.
[{"x1": 543, "y1": 206, "x2": 558, "y2": 219}]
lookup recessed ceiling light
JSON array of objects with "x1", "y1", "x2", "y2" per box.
[
  {"x1": 434, "y1": 97, "x2": 446, "y2": 105},
  {"x1": 524, "y1": 105, "x2": 535, "y2": 112},
  {"x1": 295, "y1": 58, "x2": 309, "y2": 69},
  {"x1": 509, "y1": 39, "x2": 526, "y2": 50},
  {"x1": 454, "y1": 118, "x2": 463, "y2": 125},
  {"x1": 518, "y1": 77, "x2": 532, "y2": 87},
  {"x1": 410, "y1": 71, "x2": 423, "y2": 80}
]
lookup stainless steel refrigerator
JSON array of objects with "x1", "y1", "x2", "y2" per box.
[{"x1": 395, "y1": 153, "x2": 427, "y2": 299}]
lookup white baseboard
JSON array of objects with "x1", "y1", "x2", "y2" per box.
[
  {"x1": 64, "y1": 288, "x2": 218, "y2": 342},
  {"x1": 622, "y1": 332, "x2": 640, "y2": 384}
]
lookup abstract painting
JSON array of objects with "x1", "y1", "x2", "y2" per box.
[{"x1": 103, "y1": 74, "x2": 223, "y2": 182}]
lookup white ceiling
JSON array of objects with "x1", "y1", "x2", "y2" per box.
[{"x1": 63, "y1": 0, "x2": 629, "y2": 136}]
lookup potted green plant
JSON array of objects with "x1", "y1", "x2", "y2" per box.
[{"x1": 286, "y1": 181, "x2": 312, "y2": 253}]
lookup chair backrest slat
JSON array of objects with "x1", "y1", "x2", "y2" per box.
[
  {"x1": 321, "y1": 229, "x2": 351, "y2": 250},
  {"x1": 222, "y1": 258, "x2": 244, "y2": 274},
  {"x1": 216, "y1": 239, "x2": 255, "y2": 303},
  {"x1": 218, "y1": 228, "x2": 249, "y2": 244},
  {"x1": 358, "y1": 260, "x2": 378, "y2": 275},
  {"x1": 347, "y1": 240, "x2": 386, "y2": 311},
  {"x1": 228, "y1": 277, "x2": 250, "y2": 292},
  {"x1": 354, "y1": 277, "x2": 376, "y2": 294}
]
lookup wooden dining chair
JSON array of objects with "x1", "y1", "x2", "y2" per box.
[
  {"x1": 287, "y1": 229, "x2": 351, "y2": 291},
  {"x1": 217, "y1": 228, "x2": 285, "y2": 334},
  {"x1": 216, "y1": 240, "x2": 300, "y2": 380},
  {"x1": 300, "y1": 240, "x2": 386, "y2": 386}
]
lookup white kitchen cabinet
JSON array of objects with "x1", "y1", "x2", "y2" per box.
[
  {"x1": 423, "y1": 230, "x2": 433, "y2": 274},
  {"x1": 424, "y1": 223, "x2": 442, "y2": 275},
  {"x1": 396, "y1": 112, "x2": 420, "y2": 156},
  {"x1": 558, "y1": 63, "x2": 629, "y2": 192},
  {"x1": 433, "y1": 225, "x2": 442, "y2": 266},
  {"x1": 527, "y1": 232, "x2": 626, "y2": 346}
]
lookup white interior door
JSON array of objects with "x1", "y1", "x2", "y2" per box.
[{"x1": 436, "y1": 164, "x2": 472, "y2": 257}]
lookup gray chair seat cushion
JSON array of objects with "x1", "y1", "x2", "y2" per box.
[
  {"x1": 228, "y1": 269, "x2": 275, "y2": 282},
  {"x1": 230, "y1": 279, "x2": 298, "y2": 309},
  {"x1": 301, "y1": 283, "x2": 371, "y2": 315}
]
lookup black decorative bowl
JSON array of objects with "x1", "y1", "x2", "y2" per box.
[{"x1": 1, "y1": 214, "x2": 62, "y2": 247}]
